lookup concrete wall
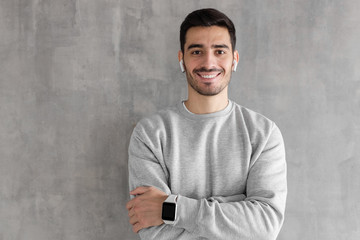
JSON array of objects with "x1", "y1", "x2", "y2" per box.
[{"x1": 1, "y1": 0, "x2": 359, "y2": 239}]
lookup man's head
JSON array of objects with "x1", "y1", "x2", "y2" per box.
[
  {"x1": 180, "y1": 8, "x2": 236, "y2": 53},
  {"x1": 178, "y1": 8, "x2": 239, "y2": 97}
]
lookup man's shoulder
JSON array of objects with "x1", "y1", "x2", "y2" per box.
[
  {"x1": 133, "y1": 104, "x2": 179, "y2": 135},
  {"x1": 233, "y1": 102, "x2": 274, "y2": 123},
  {"x1": 231, "y1": 101, "x2": 277, "y2": 134}
]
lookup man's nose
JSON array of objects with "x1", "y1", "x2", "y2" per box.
[{"x1": 201, "y1": 52, "x2": 217, "y2": 69}]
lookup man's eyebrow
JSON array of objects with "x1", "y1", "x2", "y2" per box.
[
  {"x1": 186, "y1": 43, "x2": 230, "y2": 50},
  {"x1": 212, "y1": 44, "x2": 229, "y2": 49},
  {"x1": 187, "y1": 44, "x2": 203, "y2": 50}
]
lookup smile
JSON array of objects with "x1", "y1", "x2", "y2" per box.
[
  {"x1": 201, "y1": 74, "x2": 217, "y2": 78},
  {"x1": 196, "y1": 72, "x2": 222, "y2": 80}
]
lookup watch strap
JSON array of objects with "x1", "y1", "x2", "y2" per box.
[{"x1": 165, "y1": 194, "x2": 178, "y2": 203}]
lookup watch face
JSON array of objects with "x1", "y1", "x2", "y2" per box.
[{"x1": 162, "y1": 202, "x2": 176, "y2": 221}]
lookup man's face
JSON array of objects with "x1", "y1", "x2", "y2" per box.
[{"x1": 179, "y1": 26, "x2": 238, "y2": 96}]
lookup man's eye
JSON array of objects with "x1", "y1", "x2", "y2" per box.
[
  {"x1": 217, "y1": 50, "x2": 225, "y2": 54},
  {"x1": 192, "y1": 50, "x2": 201, "y2": 55}
]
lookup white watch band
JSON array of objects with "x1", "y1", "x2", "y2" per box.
[{"x1": 165, "y1": 194, "x2": 178, "y2": 203}]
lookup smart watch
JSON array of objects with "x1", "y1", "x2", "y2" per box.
[{"x1": 162, "y1": 194, "x2": 178, "y2": 224}]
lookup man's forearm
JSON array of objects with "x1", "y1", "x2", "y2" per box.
[
  {"x1": 207, "y1": 193, "x2": 246, "y2": 203},
  {"x1": 173, "y1": 192, "x2": 285, "y2": 240},
  {"x1": 131, "y1": 191, "x2": 285, "y2": 240}
]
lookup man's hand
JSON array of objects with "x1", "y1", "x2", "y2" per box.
[{"x1": 126, "y1": 186, "x2": 168, "y2": 233}]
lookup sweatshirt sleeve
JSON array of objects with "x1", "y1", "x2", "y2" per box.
[
  {"x1": 128, "y1": 125, "x2": 197, "y2": 239},
  {"x1": 128, "y1": 123, "x2": 287, "y2": 240},
  {"x1": 174, "y1": 123, "x2": 287, "y2": 239}
]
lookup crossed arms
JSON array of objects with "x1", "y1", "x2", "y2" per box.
[{"x1": 126, "y1": 124, "x2": 287, "y2": 239}]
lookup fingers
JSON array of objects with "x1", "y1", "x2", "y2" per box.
[
  {"x1": 128, "y1": 208, "x2": 145, "y2": 233},
  {"x1": 129, "y1": 212, "x2": 144, "y2": 233},
  {"x1": 126, "y1": 199, "x2": 134, "y2": 210},
  {"x1": 132, "y1": 222, "x2": 143, "y2": 233},
  {"x1": 126, "y1": 190, "x2": 146, "y2": 210},
  {"x1": 129, "y1": 213, "x2": 138, "y2": 225},
  {"x1": 126, "y1": 186, "x2": 167, "y2": 233},
  {"x1": 130, "y1": 186, "x2": 151, "y2": 196},
  {"x1": 128, "y1": 207, "x2": 134, "y2": 218}
]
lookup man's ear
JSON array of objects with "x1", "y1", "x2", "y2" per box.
[
  {"x1": 232, "y1": 50, "x2": 239, "y2": 72},
  {"x1": 178, "y1": 50, "x2": 185, "y2": 73},
  {"x1": 178, "y1": 50, "x2": 183, "y2": 62}
]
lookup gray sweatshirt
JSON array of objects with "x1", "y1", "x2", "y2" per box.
[{"x1": 128, "y1": 99, "x2": 287, "y2": 240}]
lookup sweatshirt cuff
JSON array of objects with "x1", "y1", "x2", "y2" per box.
[{"x1": 174, "y1": 195, "x2": 200, "y2": 233}]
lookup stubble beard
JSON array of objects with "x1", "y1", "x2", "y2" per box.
[{"x1": 185, "y1": 70, "x2": 232, "y2": 96}]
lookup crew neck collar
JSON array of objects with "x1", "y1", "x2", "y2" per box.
[{"x1": 177, "y1": 99, "x2": 234, "y2": 120}]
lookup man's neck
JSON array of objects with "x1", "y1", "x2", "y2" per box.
[{"x1": 184, "y1": 86, "x2": 229, "y2": 114}]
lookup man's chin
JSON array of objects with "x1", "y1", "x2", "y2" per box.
[
  {"x1": 196, "y1": 91, "x2": 218, "y2": 96},
  {"x1": 192, "y1": 85, "x2": 227, "y2": 96}
]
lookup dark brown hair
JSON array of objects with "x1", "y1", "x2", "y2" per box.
[{"x1": 180, "y1": 8, "x2": 236, "y2": 53}]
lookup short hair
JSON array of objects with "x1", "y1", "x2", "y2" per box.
[{"x1": 180, "y1": 8, "x2": 236, "y2": 53}]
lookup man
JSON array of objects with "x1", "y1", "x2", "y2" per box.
[{"x1": 126, "y1": 8, "x2": 287, "y2": 240}]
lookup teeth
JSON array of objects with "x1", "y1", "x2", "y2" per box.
[{"x1": 201, "y1": 74, "x2": 217, "y2": 79}]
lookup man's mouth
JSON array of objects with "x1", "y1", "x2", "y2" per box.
[
  {"x1": 194, "y1": 67, "x2": 223, "y2": 80},
  {"x1": 196, "y1": 72, "x2": 222, "y2": 80},
  {"x1": 200, "y1": 74, "x2": 218, "y2": 79}
]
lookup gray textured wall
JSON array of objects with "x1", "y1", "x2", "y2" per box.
[{"x1": 1, "y1": 0, "x2": 359, "y2": 239}]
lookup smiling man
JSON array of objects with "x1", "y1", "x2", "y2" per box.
[
  {"x1": 181, "y1": 26, "x2": 237, "y2": 96},
  {"x1": 126, "y1": 8, "x2": 287, "y2": 240}
]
